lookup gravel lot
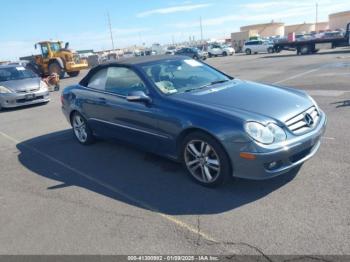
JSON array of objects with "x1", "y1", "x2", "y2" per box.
[{"x1": 0, "y1": 48, "x2": 349, "y2": 256}]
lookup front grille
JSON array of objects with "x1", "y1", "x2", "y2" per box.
[
  {"x1": 285, "y1": 106, "x2": 320, "y2": 135},
  {"x1": 16, "y1": 96, "x2": 44, "y2": 103},
  {"x1": 16, "y1": 87, "x2": 40, "y2": 93}
]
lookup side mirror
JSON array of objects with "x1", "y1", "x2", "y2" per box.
[
  {"x1": 126, "y1": 91, "x2": 152, "y2": 104},
  {"x1": 34, "y1": 44, "x2": 37, "y2": 49},
  {"x1": 65, "y1": 42, "x2": 69, "y2": 49}
]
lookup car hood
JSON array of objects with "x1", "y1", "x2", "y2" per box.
[
  {"x1": 0, "y1": 77, "x2": 41, "y2": 92},
  {"x1": 172, "y1": 79, "x2": 313, "y2": 123}
]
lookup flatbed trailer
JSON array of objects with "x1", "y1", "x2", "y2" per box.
[{"x1": 273, "y1": 23, "x2": 350, "y2": 55}]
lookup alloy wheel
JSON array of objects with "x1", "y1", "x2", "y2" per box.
[
  {"x1": 73, "y1": 115, "x2": 88, "y2": 143},
  {"x1": 184, "y1": 140, "x2": 221, "y2": 183}
]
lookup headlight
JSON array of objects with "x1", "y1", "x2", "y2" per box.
[
  {"x1": 0, "y1": 85, "x2": 12, "y2": 94},
  {"x1": 245, "y1": 122, "x2": 286, "y2": 144}
]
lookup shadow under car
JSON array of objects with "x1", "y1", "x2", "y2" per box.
[{"x1": 16, "y1": 129, "x2": 299, "y2": 215}]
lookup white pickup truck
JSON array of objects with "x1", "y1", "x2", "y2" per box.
[{"x1": 207, "y1": 44, "x2": 235, "y2": 57}]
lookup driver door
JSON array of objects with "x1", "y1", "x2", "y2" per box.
[{"x1": 84, "y1": 66, "x2": 164, "y2": 151}]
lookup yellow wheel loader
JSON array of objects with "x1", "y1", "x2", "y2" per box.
[{"x1": 21, "y1": 41, "x2": 88, "y2": 78}]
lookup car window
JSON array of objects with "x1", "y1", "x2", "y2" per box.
[
  {"x1": 105, "y1": 67, "x2": 147, "y2": 96},
  {"x1": 87, "y1": 68, "x2": 108, "y2": 90},
  {"x1": 41, "y1": 45, "x2": 49, "y2": 58},
  {"x1": 142, "y1": 59, "x2": 231, "y2": 95}
]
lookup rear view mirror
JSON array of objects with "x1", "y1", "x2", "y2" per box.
[
  {"x1": 126, "y1": 91, "x2": 152, "y2": 104},
  {"x1": 65, "y1": 42, "x2": 70, "y2": 49}
]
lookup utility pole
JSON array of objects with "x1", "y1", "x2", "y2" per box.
[
  {"x1": 107, "y1": 12, "x2": 115, "y2": 51},
  {"x1": 315, "y1": 3, "x2": 318, "y2": 32},
  {"x1": 200, "y1": 16, "x2": 203, "y2": 43}
]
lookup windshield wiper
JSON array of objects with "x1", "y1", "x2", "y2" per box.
[
  {"x1": 200, "y1": 79, "x2": 230, "y2": 89},
  {"x1": 181, "y1": 79, "x2": 231, "y2": 93}
]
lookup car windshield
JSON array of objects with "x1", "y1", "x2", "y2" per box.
[
  {"x1": 0, "y1": 66, "x2": 37, "y2": 82},
  {"x1": 141, "y1": 59, "x2": 232, "y2": 95}
]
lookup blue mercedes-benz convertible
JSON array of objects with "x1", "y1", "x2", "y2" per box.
[{"x1": 61, "y1": 55, "x2": 326, "y2": 187}]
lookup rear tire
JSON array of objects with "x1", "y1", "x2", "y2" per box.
[
  {"x1": 223, "y1": 51, "x2": 228, "y2": 56},
  {"x1": 67, "y1": 71, "x2": 80, "y2": 77},
  {"x1": 48, "y1": 62, "x2": 65, "y2": 79},
  {"x1": 181, "y1": 131, "x2": 232, "y2": 187},
  {"x1": 267, "y1": 47, "x2": 273, "y2": 53},
  {"x1": 208, "y1": 53, "x2": 212, "y2": 58},
  {"x1": 245, "y1": 49, "x2": 251, "y2": 55},
  {"x1": 299, "y1": 45, "x2": 311, "y2": 55},
  {"x1": 71, "y1": 112, "x2": 95, "y2": 145}
]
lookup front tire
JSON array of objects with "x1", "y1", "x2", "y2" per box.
[
  {"x1": 223, "y1": 51, "x2": 228, "y2": 56},
  {"x1": 181, "y1": 132, "x2": 231, "y2": 187},
  {"x1": 245, "y1": 49, "x2": 251, "y2": 55},
  {"x1": 48, "y1": 62, "x2": 65, "y2": 79},
  {"x1": 71, "y1": 112, "x2": 95, "y2": 145}
]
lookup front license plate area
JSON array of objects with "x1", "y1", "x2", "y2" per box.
[{"x1": 25, "y1": 93, "x2": 35, "y2": 100}]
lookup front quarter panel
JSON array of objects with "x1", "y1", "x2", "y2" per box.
[{"x1": 153, "y1": 96, "x2": 253, "y2": 160}]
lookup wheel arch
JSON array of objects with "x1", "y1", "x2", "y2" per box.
[{"x1": 69, "y1": 109, "x2": 79, "y2": 125}]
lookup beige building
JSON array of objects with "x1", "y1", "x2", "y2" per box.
[
  {"x1": 315, "y1": 21, "x2": 329, "y2": 31},
  {"x1": 240, "y1": 22, "x2": 285, "y2": 37},
  {"x1": 329, "y1": 10, "x2": 350, "y2": 30},
  {"x1": 285, "y1": 23, "x2": 315, "y2": 35}
]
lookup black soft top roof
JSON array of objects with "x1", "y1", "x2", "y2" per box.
[
  {"x1": 103, "y1": 55, "x2": 185, "y2": 66},
  {"x1": 79, "y1": 55, "x2": 186, "y2": 86}
]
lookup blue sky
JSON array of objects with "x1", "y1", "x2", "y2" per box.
[{"x1": 0, "y1": 0, "x2": 349, "y2": 60}]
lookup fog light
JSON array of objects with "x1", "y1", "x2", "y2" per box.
[
  {"x1": 268, "y1": 161, "x2": 278, "y2": 169},
  {"x1": 265, "y1": 160, "x2": 282, "y2": 171}
]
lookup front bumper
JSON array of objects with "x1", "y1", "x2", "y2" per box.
[
  {"x1": 0, "y1": 89, "x2": 50, "y2": 109},
  {"x1": 229, "y1": 111, "x2": 327, "y2": 180}
]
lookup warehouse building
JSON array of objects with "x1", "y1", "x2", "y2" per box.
[
  {"x1": 329, "y1": 10, "x2": 350, "y2": 30},
  {"x1": 285, "y1": 23, "x2": 315, "y2": 35},
  {"x1": 240, "y1": 22, "x2": 285, "y2": 38},
  {"x1": 315, "y1": 22, "x2": 329, "y2": 31}
]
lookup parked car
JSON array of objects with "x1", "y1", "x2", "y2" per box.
[
  {"x1": 0, "y1": 64, "x2": 50, "y2": 110},
  {"x1": 175, "y1": 47, "x2": 207, "y2": 60},
  {"x1": 165, "y1": 46, "x2": 176, "y2": 55},
  {"x1": 207, "y1": 44, "x2": 235, "y2": 57},
  {"x1": 243, "y1": 40, "x2": 274, "y2": 55},
  {"x1": 61, "y1": 55, "x2": 326, "y2": 187}
]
